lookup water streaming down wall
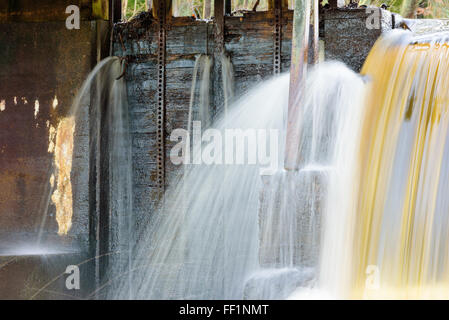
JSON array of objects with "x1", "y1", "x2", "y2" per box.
[
  {"x1": 317, "y1": 30, "x2": 449, "y2": 299},
  {"x1": 36, "y1": 57, "x2": 126, "y2": 241},
  {"x1": 188, "y1": 54, "x2": 213, "y2": 134},
  {"x1": 47, "y1": 57, "x2": 133, "y2": 296}
]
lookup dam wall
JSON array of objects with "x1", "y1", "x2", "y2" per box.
[
  {"x1": 0, "y1": 0, "x2": 109, "y2": 299},
  {"x1": 0, "y1": 2, "x2": 394, "y2": 298}
]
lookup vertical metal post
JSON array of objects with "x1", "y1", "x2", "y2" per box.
[
  {"x1": 156, "y1": 0, "x2": 167, "y2": 192},
  {"x1": 284, "y1": 0, "x2": 311, "y2": 170},
  {"x1": 110, "y1": 0, "x2": 122, "y2": 23},
  {"x1": 273, "y1": 0, "x2": 282, "y2": 75}
]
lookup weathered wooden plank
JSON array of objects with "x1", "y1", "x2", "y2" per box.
[{"x1": 114, "y1": 11, "x2": 293, "y2": 227}]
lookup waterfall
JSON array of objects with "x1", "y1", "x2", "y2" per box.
[
  {"x1": 106, "y1": 30, "x2": 449, "y2": 300},
  {"x1": 188, "y1": 54, "x2": 213, "y2": 135},
  {"x1": 249, "y1": 62, "x2": 365, "y2": 299},
  {"x1": 200, "y1": 56, "x2": 212, "y2": 129},
  {"x1": 318, "y1": 31, "x2": 449, "y2": 299}
]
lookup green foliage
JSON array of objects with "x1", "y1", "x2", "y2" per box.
[
  {"x1": 358, "y1": 0, "x2": 404, "y2": 13},
  {"x1": 122, "y1": 0, "x2": 448, "y2": 20},
  {"x1": 358, "y1": 0, "x2": 449, "y2": 18},
  {"x1": 123, "y1": 0, "x2": 148, "y2": 20},
  {"x1": 122, "y1": 0, "x2": 273, "y2": 20}
]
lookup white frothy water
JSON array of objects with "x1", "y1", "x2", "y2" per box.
[{"x1": 291, "y1": 62, "x2": 366, "y2": 299}]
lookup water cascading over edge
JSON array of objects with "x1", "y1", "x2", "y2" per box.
[
  {"x1": 319, "y1": 30, "x2": 449, "y2": 299},
  {"x1": 47, "y1": 57, "x2": 133, "y2": 297}
]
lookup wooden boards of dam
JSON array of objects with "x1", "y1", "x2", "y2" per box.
[{"x1": 113, "y1": 10, "x2": 293, "y2": 226}]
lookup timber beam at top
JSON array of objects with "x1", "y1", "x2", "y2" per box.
[
  {"x1": 109, "y1": 0, "x2": 122, "y2": 22},
  {"x1": 214, "y1": 0, "x2": 225, "y2": 52},
  {"x1": 152, "y1": 0, "x2": 173, "y2": 20}
]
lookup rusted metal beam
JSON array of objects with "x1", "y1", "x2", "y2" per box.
[
  {"x1": 285, "y1": 0, "x2": 311, "y2": 170},
  {"x1": 268, "y1": 0, "x2": 288, "y2": 10},
  {"x1": 273, "y1": 0, "x2": 282, "y2": 75},
  {"x1": 152, "y1": 0, "x2": 173, "y2": 20},
  {"x1": 156, "y1": 0, "x2": 167, "y2": 192}
]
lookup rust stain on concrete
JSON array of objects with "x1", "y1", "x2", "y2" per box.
[{"x1": 51, "y1": 117, "x2": 74, "y2": 235}]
